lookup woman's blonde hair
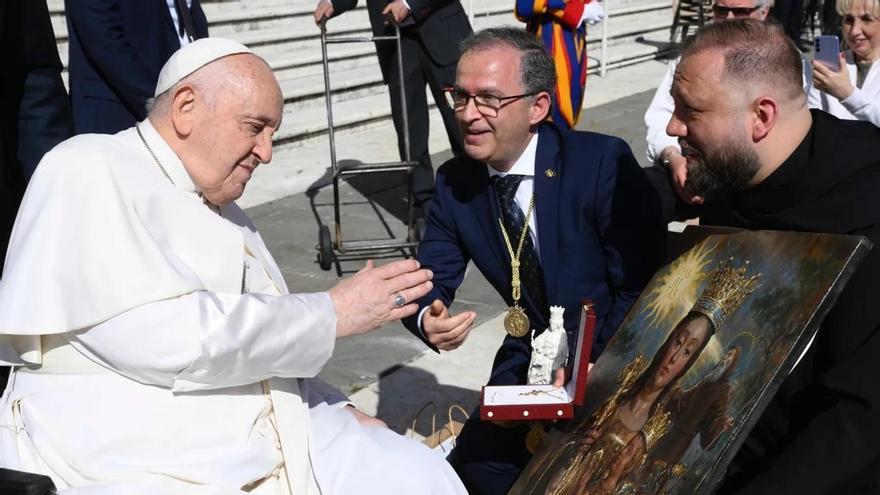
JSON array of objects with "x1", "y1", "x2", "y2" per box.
[{"x1": 836, "y1": 0, "x2": 880, "y2": 17}]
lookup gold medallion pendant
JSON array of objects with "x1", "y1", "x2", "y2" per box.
[
  {"x1": 497, "y1": 194, "x2": 537, "y2": 339},
  {"x1": 504, "y1": 305, "x2": 530, "y2": 338},
  {"x1": 525, "y1": 424, "x2": 547, "y2": 453}
]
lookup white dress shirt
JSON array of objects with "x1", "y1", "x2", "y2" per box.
[
  {"x1": 418, "y1": 133, "x2": 541, "y2": 332},
  {"x1": 485, "y1": 133, "x2": 541, "y2": 257}
]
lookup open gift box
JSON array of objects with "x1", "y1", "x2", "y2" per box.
[{"x1": 480, "y1": 301, "x2": 595, "y2": 421}]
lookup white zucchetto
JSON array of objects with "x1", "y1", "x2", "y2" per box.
[{"x1": 154, "y1": 37, "x2": 252, "y2": 97}]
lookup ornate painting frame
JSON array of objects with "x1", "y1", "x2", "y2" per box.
[{"x1": 509, "y1": 229, "x2": 870, "y2": 495}]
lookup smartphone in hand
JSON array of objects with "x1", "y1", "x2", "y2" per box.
[{"x1": 814, "y1": 35, "x2": 841, "y2": 71}]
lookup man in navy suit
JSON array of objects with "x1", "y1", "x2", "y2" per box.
[
  {"x1": 314, "y1": 0, "x2": 471, "y2": 217},
  {"x1": 401, "y1": 28, "x2": 665, "y2": 494},
  {"x1": 65, "y1": 0, "x2": 208, "y2": 135}
]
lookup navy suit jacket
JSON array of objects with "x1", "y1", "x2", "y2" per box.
[
  {"x1": 65, "y1": 0, "x2": 208, "y2": 134},
  {"x1": 403, "y1": 123, "x2": 665, "y2": 386}
]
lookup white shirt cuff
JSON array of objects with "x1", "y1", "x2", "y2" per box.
[{"x1": 416, "y1": 305, "x2": 431, "y2": 340}]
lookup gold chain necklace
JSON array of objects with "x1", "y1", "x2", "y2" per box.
[
  {"x1": 498, "y1": 193, "x2": 535, "y2": 338},
  {"x1": 518, "y1": 387, "x2": 566, "y2": 401}
]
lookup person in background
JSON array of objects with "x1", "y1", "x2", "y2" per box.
[
  {"x1": 771, "y1": 0, "x2": 806, "y2": 47},
  {"x1": 515, "y1": 0, "x2": 606, "y2": 129},
  {"x1": 809, "y1": 0, "x2": 880, "y2": 127},
  {"x1": 824, "y1": 0, "x2": 843, "y2": 37},
  {"x1": 65, "y1": 0, "x2": 208, "y2": 134},
  {"x1": 313, "y1": 0, "x2": 472, "y2": 220},
  {"x1": 0, "y1": 0, "x2": 72, "y2": 274}
]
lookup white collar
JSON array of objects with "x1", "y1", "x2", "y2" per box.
[
  {"x1": 486, "y1": 133, "x2": 538, "y2": 179},
  {"x1": 138, "y1": 118, "x2": 200, "y2": 195}
]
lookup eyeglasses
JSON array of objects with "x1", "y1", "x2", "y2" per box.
[
  {"x1": 442, "y1": 87, "x2": 537, "y2": 117},
  {"x1": 711, "y1": 4, "x2": 763, "y2": 17}
]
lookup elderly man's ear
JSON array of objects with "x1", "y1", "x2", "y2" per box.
[
  {"x1": 530, "y1": 91, "x2": 553, "y2": 125},
  {"x1": 170, "y1": 85, "x2": 198, "y2": 137},
  {"x1": 751, "y1": 96, "x2": 779, "y2": 142}
]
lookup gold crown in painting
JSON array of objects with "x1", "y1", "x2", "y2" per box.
[
  {"x1": 642, "y1": 408, "x2": 671, "y2": 450},
  {"x1": 692, "y1": 257, "x2": 761, "y2": 329}
]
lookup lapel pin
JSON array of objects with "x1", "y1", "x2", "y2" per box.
[{"x1": 545, "y1": 169, "x2": 556, "y2": 178}]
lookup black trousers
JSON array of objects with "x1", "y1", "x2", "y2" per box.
[{"x1": 385, "y1": 30, "x2": 464, "y2": 212}]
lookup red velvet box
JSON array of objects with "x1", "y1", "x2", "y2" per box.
[{"x1": 479, "y1": 302, "x2": 595, "y2": 421}]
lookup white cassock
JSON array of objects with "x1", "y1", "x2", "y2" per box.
[{"x1": 0, "y1": 119, "x2": 465, "y2": 494}]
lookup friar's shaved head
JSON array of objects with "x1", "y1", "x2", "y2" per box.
[
  {"x1": 680, "y1": 19, "x2": 805, "y2": 104},
  {"x1": 668, "y1": 18, "x2": 814, "y2": 200}
]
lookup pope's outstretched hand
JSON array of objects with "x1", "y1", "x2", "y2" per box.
[{"x1": 330, "y1": 259, "x2": 433, "y2": 338}]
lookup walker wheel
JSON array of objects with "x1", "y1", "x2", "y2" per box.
[{"x1": 317, "y1": 225, "x2": 333, "y2": 271}]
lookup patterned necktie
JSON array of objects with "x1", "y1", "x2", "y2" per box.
[{"x1": 492, "y1": 174, "x2": 548, "y2": 319}]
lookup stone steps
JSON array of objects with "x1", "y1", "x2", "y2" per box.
[
  {"x1": 275, "y1": 25, "x2": 675, "y2": 145},
  {"x1": 47, "y1": 0, "x2": 677, "y2": 148}
]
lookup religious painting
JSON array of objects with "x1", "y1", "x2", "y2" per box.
[{"x1": 509, "y1": 229, "x2": 870, "y2": 495}]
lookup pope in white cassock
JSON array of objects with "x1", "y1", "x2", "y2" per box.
[{"x1": 0, "y1": 38, "x2": 466, "y2": 494}]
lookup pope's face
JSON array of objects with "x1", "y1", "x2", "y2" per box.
[
  {"x1": 651, "y1": 315, "x2": 712, "y2": 389},
  {"x1": 667, "y1": 50, "x2": 761, "y2": 199},
  {"x1": 188, "y1": 55, "x2": 283, "y2": 205}
]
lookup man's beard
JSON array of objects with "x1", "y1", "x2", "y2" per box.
[{"x1": 685, "y1": 140, "x2": 761, "y2": 200}]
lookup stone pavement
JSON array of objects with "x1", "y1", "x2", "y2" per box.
[{"x1": 244, "y1": 59, "x2": 671, "y2": 437}]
